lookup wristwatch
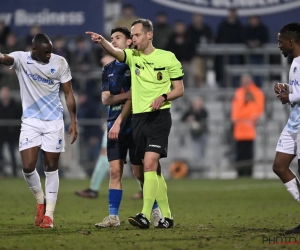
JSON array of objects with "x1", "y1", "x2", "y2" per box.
[{"x1": 162, "y1": 94, "x2": 168, "y2": 102}]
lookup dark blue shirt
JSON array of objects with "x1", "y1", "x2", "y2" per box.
[{"x1": 102, "y1": 60, "x2": 131, "y2": 134}]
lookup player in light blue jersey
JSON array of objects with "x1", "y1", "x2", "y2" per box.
[
  {"x1": 273, "y1": 23, "x2": 300, "y2": 234},
  {"x1": 0, "y1": 33, "x2": 78, "y2": 228}
]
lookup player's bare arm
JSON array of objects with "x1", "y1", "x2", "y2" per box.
[
  {"x1": 108, "y1": 100, "x2": 132, "y2": 140},
  {"x1": 61, "y1": 81, "x2": 78, "y2": 144},
  {"x1": 0, "y1": 53, "x2": 14, "y2": 66},
  {"x1": 150, "y1": 79, "x2": 184, "y2": 111},
  {"x1": 86, "y1": 31, "x2": 125, "y2": 62},
  {"x1": 102, "y1": 90, "x2": 131, "y2": 106}
]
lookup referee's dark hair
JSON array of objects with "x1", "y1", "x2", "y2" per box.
[
  {"x1": 131, "y1": 19, "x2": 153, "y2": 33},
  {"x1": 32, "y1": 33, "x2": 51, "y2": 46},
  {"x1": 280, "y1": 22, "x2": 300, "y2": 43},
  {"x1": 111, "y1": 27, "x2": 131, "y2": 39}
]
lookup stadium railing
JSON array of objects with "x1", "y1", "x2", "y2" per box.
[{"x1": 197, "y1": 43, "x2": 288, "y2": 87}]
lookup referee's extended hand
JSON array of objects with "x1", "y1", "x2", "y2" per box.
[
  {"x1": 85, "y1": 31, "x2": 103, "y2": 44},
  {"x1": 150, "y1": 96, "x2": 165, "y2": 111}
]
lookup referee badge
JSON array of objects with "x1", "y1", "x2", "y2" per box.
[
  {"x1": 157, "y1": 72, "x2": 162, "y2": 81},
  {"x1": 135, "y1": 68, "x2": 140, "y2": 76}
]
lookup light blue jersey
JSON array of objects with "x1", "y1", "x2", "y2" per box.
[
  {"x1": 285, "y1": 56, "x2": 300, "y2": 133},
  {"x1": 9, "y1": 51, "x2": 72, "y2": 121}
]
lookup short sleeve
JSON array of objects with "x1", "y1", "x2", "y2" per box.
[
  {"x1": 59, "y1": 57, "x2": 72, "y2": 83},
  {"x1": 8, "y1": 51, "x2": 22, "y2": 69},
  {"x1": 168, "y1": 53, "x2": 184, "y2": 80},
  {"x1": 124, "y1": 49, "x2": 135, "y2": 67},
  {"x1": 101, "y1": 66, "x2": 109, "y2": 92}
]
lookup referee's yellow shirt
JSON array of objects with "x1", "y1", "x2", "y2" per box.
[{"x1": 124, "y1": 48, "x2": 184, "y2": 114}]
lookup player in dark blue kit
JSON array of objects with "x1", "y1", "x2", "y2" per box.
[{"x1": 94, "y1": 27, "x2": 162, "y2": 228}]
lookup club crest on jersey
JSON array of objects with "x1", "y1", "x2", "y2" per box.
[
  {"x1": 50, "y1": 68, "x2": 55, "y2": 74},
  {"x1": 294, "y1": 67, "x2": 297, "y2": 73},
  {"x1": 135, "y1": 68, "x2": 140, "y2": 76},
  {"x1": 125, "y1": 70, "x2": 131, "y2": 76},
  {"x1": 157, "y1": 72, "x2": 163, "y2": 81}
]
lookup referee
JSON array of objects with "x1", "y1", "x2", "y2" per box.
[{"x1": 86, "y1": 18, "x2": 184, "y2": 229}]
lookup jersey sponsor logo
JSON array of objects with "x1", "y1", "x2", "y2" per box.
[
  {"x1": 157, "y1": 72, "x2": 163, "y2": 81},
  {"x1": 151, "y1": 0, "x2": 300, "y2": 16},
  {"x1": 149, "y1": 144, "x2": 161, "y2": 148},
  {"x1": 111, "y1": 105, "x2": 122, "y2": 111},
  {"x1": 25, "y1": 69, "x2": 54, "y2": 85},
  {"x1": 290, "y1": 79, "x2": 299, "y2": 86}
]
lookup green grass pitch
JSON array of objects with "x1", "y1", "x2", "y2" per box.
[{"x1": 1, "y1": 178, "x2": 300, "y2": 250}]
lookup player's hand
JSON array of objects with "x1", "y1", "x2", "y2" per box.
[
  {"x1": 150, "y1": 96, "x2": 165, "y2": 111},
  {"x1": 274, "y1": 83, "x2": 287, "y2": 94},
  {"x1": 277, "y1": 90, "x2": 290, "y2": 104},
  {"x1": 108, "y1": 122, "x2": 121, "y2": 140},
  {"x1": 85, "y1": 31, "x2": 103, "y2": 44},
  {"x1": 124, "y1": 90, "x2": 132, "y2": 100},
  {"x1": 68, "y1": 121, "x2": 78, "y2": 144}
]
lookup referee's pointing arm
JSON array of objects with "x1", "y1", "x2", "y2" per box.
[{"x1": 86, "y1": 31, "x2": 125, "y2": 62}]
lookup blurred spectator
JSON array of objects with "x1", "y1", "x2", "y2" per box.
[
  {"x1": 187, "y1": 13, "x2": 213, "y2": 87},
  {"x1": 165, "y1": 20, "x2": 194, "y2": 87},
  {"x1": 25, "y1": 25, "x2": 42, "y2": 46},
  {"x1": 216, "y1": 8, "x2": 244, "y2": 44},
  {"x1": 215, "y1": 8, "x2": 245, "y2": 87},
  {"x1": 0, "y1": 21, "x2": 11, "y2": 47},
  {"x1": 153, "y1": 12, "x2": 172, "y2": 49},
  {"x1": 0, "y1": 86, "x2": 22, "y2": 177},
  {"x1": 0, "y1": 67, "x2": 19, "y2": 90},
  {"x1": 245, "y1": 16, "x2": 269, "y2": 87},
  {"x1": 231, "y1": 74, "x2": 264, "y2": 177},
  {"x1": 115, "y1": 4, "x2": 139, "y2": 30},
  {"x1": 52, "y1": 35, "x2": 71, "y2": 62},
  {"x1": 77, "y1": 91, "x2": 103, "y2": 163},
  {"x1": 181, "y1": 96, "x2": 208, "y2": 167},
  {"x1": 69, "y1": 36, "x2": 95, "y2": 91},
  {"x1": 0, "y1": 34, "x2": 22, "y2": 90},
  {"x1": 70, "y1": 36, "x2": 94, "y2": 72},
  {"x1": 2, "y1": 33, "x2": 23, "y2": 54}
]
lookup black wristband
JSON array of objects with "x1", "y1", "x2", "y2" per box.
[{"x1": 162, "y1": 94, "x2": 168, "y2": 102}]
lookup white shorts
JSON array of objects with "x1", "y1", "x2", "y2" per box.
[
  {"x1": 276, "y1": 130, "x2": 300, "y2": 158},
  {"x1": 19, "y1": 117, "x2": 65, "y2": 153}
]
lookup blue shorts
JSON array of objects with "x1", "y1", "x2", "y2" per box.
[{"x1": 107, "y1": 132, "x2": 142, "y2": 165}]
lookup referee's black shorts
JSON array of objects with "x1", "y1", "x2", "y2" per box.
[
  {"x1": 132, "y1": 108, "x2": 172, "y2": 160},
  {"x1": 107, "y1": 132, "x2": 142, "y2": 165}
]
